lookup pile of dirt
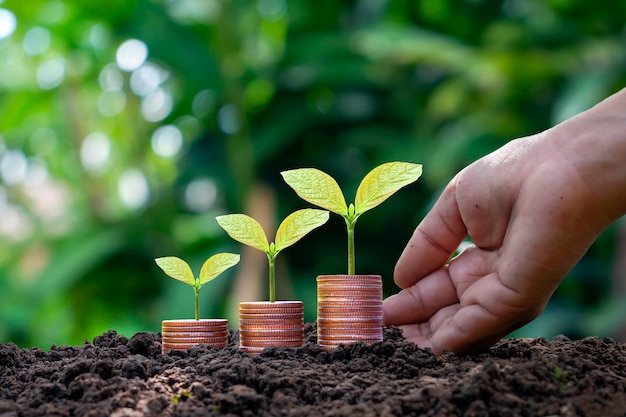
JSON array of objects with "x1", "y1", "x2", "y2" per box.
[{"x1": 1, "y1": 324, "x2": 625, "y2": 416}]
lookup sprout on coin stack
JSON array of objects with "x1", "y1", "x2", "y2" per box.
[
  {"x1": 282, "y1": 162, "x2": 423, "y2": 349},
  {"x1": 216, "y1": 209, "x2": 329, "y2": 354},
  {"x1": 154, "y1": 253, "x2": 240, "y2": 354}
]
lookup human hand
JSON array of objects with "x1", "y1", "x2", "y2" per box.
[{"x1": 383, "y1": 98, "x2": 626, "y2": 354}]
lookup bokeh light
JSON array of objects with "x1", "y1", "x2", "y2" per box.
[
  {"x1": 97, "y1": 90, "x2": 127, "y2": 117},
  {"x1": 0, "y1": 8, "x2": 17, "y2": 39},
  {"x1": 99, "y1": 64, "x2": 124, "y2": 92},
  {"x1": 80, "y1": 132, "x2": 112, "y2": 173},
  {"x1": 36, "y1": 57, "x2": 65, "y2": 90},
  {"x1": 192, "y1": 89, "x2": 216, "y2": 118},
  {"x1": 118, "y1": 169, "x2": 149, "y2": 210},
  {"x1": 115, "y1": 39, "x2": 148, "y2": 72},
  {"x1": 130, "y1": 62, "x2": 168, "y2": 97},
  {"x1": 151, "y1": 125, "x2": 183, "y2": 158},
  {"x1": 217, "y1": 104, "x2": 240, "y2": 134},
  {"x1": 141, "y1": 88, "x2": 173, "y2": 122},
  {"x1": 0, "y1": 149, "x2": 28, "y2": 186},
  {"x1": 22, "y1": 26, "x2": 51, "y2": 56},
  {"x1": 184, "y1": 178, "x2": 217, "y2": 212}
]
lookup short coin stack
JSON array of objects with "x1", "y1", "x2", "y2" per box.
[
  {"x1": 317, "y1": 275, "x2": 383, "y2": 349},
  {"x1": 238, "y1": 301, "x2": 304, "y2": 355},
  {"x1": 161, "y1": 319, "x2": 229, "y2": 354}
]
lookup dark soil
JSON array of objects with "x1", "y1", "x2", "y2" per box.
[{"x1": 1, "y1": 325, "x2": 625, "y2": 417}]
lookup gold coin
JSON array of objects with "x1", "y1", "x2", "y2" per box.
[
  {"x1": 161, "y1": 341, "x2": 228, "y2": 350},
  {"x1": 317, "y1": 334, "x2": 382, "y2": 342},
  {"x1": 317, "y1": 306, "x2": 382, "y2": 313},
  {"x1": 162, "y1": 319, "x2": 228, "y2": 325},
  {"x1": 317, "y1": 316, "x2": 382, "y2": 323},
  {"x1": 317, "y1": 337, "x2": 382, "y2": 343},
  {"x1": 238, "y1": 346, "x2": 266, "y2": 355},
  {"x1": 316, "y1": 274, "x2": 382, "y2": 283},
  {"x1": 317, "y1": 315, "x2": 382, "y2": 320},
  {"x1": 317, "y1": 300, "x2": 381, "y2": 306},
  {"x1": 317, "y1": 294, "x2": 383, "y2": 303},
  {"x1": 239, "y1": 317, "x2": 303, "y2": 325},
  {"x1": 316, "y1": 321, "x2": 382, "y2": 330},
  {"x1": 239, "y1": 306, "x2": 304, "y2": 312},
  {"x1": 317, "y1": 307, "x2": 382, "y2": 313},
  {"x1": 317, "y1": 293, "x2": 383, "y2": 303},
  {"x1": 318, "y1": 283, "x2": 381, "y2": 290},
  {"x1": 317, "y1": 284, "x2": 383, "y2": 294},
  {"x1": 162, "y1": 331, "x2": 229, "y2": 338},
  {"x1": 162, "y1": 327, "x2": 228, "y2": 333},
  {"x1": 317, "y1": 328, "x2": 381, "y2": 335},
  {"x1": 317, "y1": 283, "x2": 383, "y2": 294},
  {"x1": 239, "y1": 315, "x2": 303, "y2": 320},
  {"x1": 162, "y1": 319, "x2": 227, "y2": 328},
  {"x1": 239, "y1": 338, "x2": 304, "y2": 347},
  {"x1": 239, "y1": 311, "x2": 303, "y2": 320},
  {"x1": 317, "y1": 308, "x2": 382, "y2": 315},
  {"x1": 161, "y1": 336, "x2": 228, "y2": 343},
  {"x1": 240, "y1": 327, "x2": 303, "y2": 334},
  {"x1": 239, "y1": 301, "x2": 303, "y2": 313},
  {"x1": 317, "y1": 327, "x2": 383, "y2": 335}
]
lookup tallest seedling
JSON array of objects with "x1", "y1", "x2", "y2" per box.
[{"x1": 282, "y1": 162, "x2": 422, "y2": 275}]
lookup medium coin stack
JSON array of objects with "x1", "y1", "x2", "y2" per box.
[
  {"x1": 239, "y1": 301, "x2": 304, "y2": 355},
  {"x1": 317, "y1": 275, "x2": 383, "y2": 349},
  {"x1": 161, "y1": 319, "x2": 229, "y2": 354}
]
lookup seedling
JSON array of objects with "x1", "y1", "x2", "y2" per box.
[
  {"x1": 155, "y1": 253, "x2": 240, "y2": 320},
  {"x1": 172, "y1": 391, "x2": 192, "y2": 403},
  {"x1": 282, "y1": 162, "x2": 422, "y2": 275},
  {"x1": 216, "y1": 208, "x2": 329, "y2": 302},
  {"x1": 554, "y1": 366, "x2": 568, "y2": 391}
]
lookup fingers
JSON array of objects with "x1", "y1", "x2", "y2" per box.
[
  {"x1": 394, "y1": 179, "x2": 467, "y2": 289},
  {"x1": 400, "y1": 304, "x2": 517, "y2": 355},
  {"x1": 383, "y1": 266, "x2": 457, "y2": 326},
  {"x1": 390, "y1": 245, "x2": 543, "y2": 354}
]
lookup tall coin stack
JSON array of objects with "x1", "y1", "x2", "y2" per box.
[
  {"x1": 161, "y1": 319, "x2": 229, "y2": 354},
  {"x1": 316, "y1": 275, "x2": 383, "y2": 349},
  {"x1": 238, "y1": 301, "x2": 305, "y2": 355}
]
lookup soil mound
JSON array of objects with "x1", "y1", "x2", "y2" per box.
[{"x1": 1, "y1": 324, "x2": 625, "y2": 416}]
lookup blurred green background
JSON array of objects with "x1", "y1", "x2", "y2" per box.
[{"x1": 1, "y1": 0, "x2": 625, "y2": 348}]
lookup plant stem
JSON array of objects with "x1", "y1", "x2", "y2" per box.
[
  {"x1": 194, "y1": 286, "x2": 200, "y2": 320},
  {"x1": 268, "y1": 254, "x2": 276, "y2": 302},
  {"x1": 347, "y1": 220, "x2": 355, "y2": 275}
]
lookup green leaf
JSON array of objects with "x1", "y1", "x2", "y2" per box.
[
  {"x1": 355, "y1": 162, "x2": 422, "y2": 215},
  {"x1": 281, "y1": 168, "x2": 348, "y2": 216},
  {"x1": 155, "y1": 257, "x2": 195, "y2": 286},
  {"x1": 198, "y1": 252, "x2": 240, "y2": 285},
  {"x1": 216, "y1": 214, "x2": 270, "y2": 253},
  {"x1": 275, "y1": 209, "x2": 330, "y2": 252}
]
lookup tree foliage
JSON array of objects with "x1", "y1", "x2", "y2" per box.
[{"x1": 0, "y1": 0, "x2": 624, "y2": 347}]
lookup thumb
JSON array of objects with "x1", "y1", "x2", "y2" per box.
[{"x1": 394, "y1": 177, "x2": 467, "y2": 289}]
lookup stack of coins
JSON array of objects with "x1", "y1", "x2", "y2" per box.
[
  {"x1": 239, "y1": 301, "x2": 304, "y2": 355},
  {"x1": 161, "y1": 319, "x2": 228, "y2": 354},
  {"x1": 317, "y1": 275, "x2": 383, "y2": 349}
]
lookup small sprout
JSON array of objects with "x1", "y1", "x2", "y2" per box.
[
  {"x1": 216, "y1": 208, "x2": 329, "y2": 302},
  {"x1": 172, "y1": 391, "x2": 192, "y2": 403},
  {"x1": 281, "y1": 162, "x2": 422, "y2": 274},
  {"x1": 155, "y1": 253, "x2": 240, "y2": 320},
  {"x1": 554, "y1": 366, "x2": 568, "y2": 391}
]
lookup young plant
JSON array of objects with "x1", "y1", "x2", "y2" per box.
[
  {"x1": 281, "y1": 161, "x2": 422, "y2": 275},
  {"x1": 155, "y1": 253, "x2": 240, "y2": 320},
  {"x1": 216, "y1": 208, "x2": 329, "y2": 302}
]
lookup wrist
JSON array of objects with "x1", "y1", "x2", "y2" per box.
[{"x1": 546, "y1": 87, "x2": 626, "y2": 230}]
